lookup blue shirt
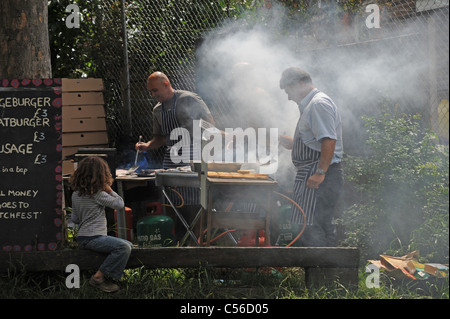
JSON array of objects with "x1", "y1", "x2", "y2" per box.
[{"x1": 296, "y1": 89, "x2": 343, "y2": 164}]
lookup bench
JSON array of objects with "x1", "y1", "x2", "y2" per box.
[{"x1": 0, "y1": 247, "x2": 360, "y2": 288}]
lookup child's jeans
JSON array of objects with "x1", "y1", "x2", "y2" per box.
[{"x1": 78, "y1": 235, "x2": 133, "y2": 280}]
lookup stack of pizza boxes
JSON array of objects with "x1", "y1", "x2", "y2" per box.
[{"x1": 61, "y1": 78, "x2": 108, "y2": 175}]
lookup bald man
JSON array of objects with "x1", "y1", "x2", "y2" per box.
[
  {"x1": 137, "y1": 71, "x2": 214, "y2": 164},
  {"x1": 137, "y1": 72, "x2": 214, "y2": 244}
]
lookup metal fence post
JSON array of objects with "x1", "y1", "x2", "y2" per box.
[{"x1": 121, "y1": 0, "x2": 132, "y2": 137}]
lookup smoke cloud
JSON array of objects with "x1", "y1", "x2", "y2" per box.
[
  {"x1": 196, "y1": 2, "x2": 430, "y2": 159},
  {"x1": 191, "y1": 2, "x2": 443, "y2": 253},
  {"x1": 194, "y1": 2, "x2": 435, "y2": 249}
]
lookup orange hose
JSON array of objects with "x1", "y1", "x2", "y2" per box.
[
  {"x1": 210, "y1": 229, "x2": 236, "y2": 243},
  {"x1": 199, "y1": 201, "x2": 235, "y2": 245},
  {"x1": 162, "y1": 187, "x2": 185, "y2": 208}
]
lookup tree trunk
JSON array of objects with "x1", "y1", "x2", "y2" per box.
[{"x1": 0, "y1": 0, "x2": 51, "y2": 79}]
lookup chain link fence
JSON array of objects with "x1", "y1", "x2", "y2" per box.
[
  {"x1": 91, "y1": 0, "x2": 231, "y2": 165},
  {"x1": 89, "y1": 0, "x2": 448, "y2": 164}
]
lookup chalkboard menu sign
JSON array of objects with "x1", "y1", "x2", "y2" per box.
[{"x1": 0, "y1": 79, "x2": 63, "y2": 252}]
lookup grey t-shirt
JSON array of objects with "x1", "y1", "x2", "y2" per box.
[
  {"x1": 152, "y1": 90, "x2": 213, "y2": 136},
  {"x1": 70, "y1": 190, "x2": 124, "y2": 237}
]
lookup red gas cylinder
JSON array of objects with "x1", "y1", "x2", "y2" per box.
[
  {"x1": 146, "y1": 201, "x2": 163, "y2": 216},
  {"x1": 237, "y1": 230, "x2": 265, "y2": 247},
  {"x1": 114, "y1": 207, "x2": 133, "y2": 241}
]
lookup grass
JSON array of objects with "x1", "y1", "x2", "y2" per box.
[{"x1": 0, "y1": 266, "x2": 448, "y2": 299}]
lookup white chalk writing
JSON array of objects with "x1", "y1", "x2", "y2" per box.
[{"x1": 0, "y1": 97, "x2": 51, "y2": 108}]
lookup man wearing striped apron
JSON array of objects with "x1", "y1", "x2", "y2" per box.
[
  {"x1": 279, "y1": 67, "x2": 343, "y2": 247},
  {"x1": 137, "y1": 72, "x2": 214, "y2": 241}
]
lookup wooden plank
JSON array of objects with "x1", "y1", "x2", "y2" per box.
[
  {"x1": 62, "y1": 117, "x2": 107, "y2": 133},
  {"x1": 131, "y1": 247, "x2": 360, "y2": 269},
  {"x1": 207, "y1": 177, "x2": 278, "y2": 185},
  {"x1": 62, "y1": 131, "x2": 109, "y2": 146},
  {"x1": 0, "y1": 247, "x2": 359, "y2": 272},
  {"x1": 62, "y1": 92, "x2": 104, "y2": 105},
  {"x1": 62, "y1": 104, "x2": 106, "y2": 119},
  {"x1": 62, "y1": 78, "x2": 104, "y2": 92}
]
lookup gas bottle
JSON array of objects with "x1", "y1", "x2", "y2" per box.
[
  {"x1": 276, "y1": 204, "x2": 301, "y2": 246},
  {"x1": 145, "y1": 201, "x2": 163, "y2": 216},
  {"x1": 237, "y1": 230, "x2": 265, "y2": 247},
  {"x1": 137, "y1": 215, "x2": 175, "y2": 248}
]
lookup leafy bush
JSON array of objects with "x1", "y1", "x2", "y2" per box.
[{"x1": 339, "y1": 112, "x2": 449, "y2": 263}]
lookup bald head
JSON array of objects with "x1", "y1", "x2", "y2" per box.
[
  {"x1": 147, "y1": 71, "x2": 174, "y2": 102},
  {"x1": 147, "y1": 71, "x2": 170, "y2": 86}
]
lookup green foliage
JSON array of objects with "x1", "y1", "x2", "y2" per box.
[
  {"x1": 339, "y1": 111, "x2": 449, "y2": 263},
  {"x1": 49, "y1": 0, "x2": 373, "y2": 79},
  {"x1": 48, "y1": 0, "x2": 123, "y2": 78},
  {"x1": 48, "y1": 0, "x2": 235, "y2": 79}
]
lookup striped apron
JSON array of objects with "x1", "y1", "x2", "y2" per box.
[
  {"x1": 290, "y1": 91, "x2": 323, "y2": 226},
  {"x1": 291, "y1": 134, "x2": 320, "y2": 225},
  {"x1": 161, "y1": 91, "x2": 200, "y2": 205}
]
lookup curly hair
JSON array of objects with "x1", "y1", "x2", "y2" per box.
[{"x1": 70, "y1": 156, "x2": 113, "y2": 197}]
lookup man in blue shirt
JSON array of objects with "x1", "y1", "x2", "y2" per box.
[{"x1": 279, "y1": 67, "x2": 344, "y2": 247}]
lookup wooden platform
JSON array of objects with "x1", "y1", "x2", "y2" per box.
[{"x1": 0, "y1": 247, "x2": 360, "y2": 288}]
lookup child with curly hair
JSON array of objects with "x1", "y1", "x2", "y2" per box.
[{"x1": 70, "y1": 156, "x2": 132, "y2": 292}]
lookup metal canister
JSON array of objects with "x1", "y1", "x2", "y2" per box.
[
  {"x1": 276, "y1": 204, "x2": 301, "y2": 246},
  {"x1": 137, "y1": 215, "x2": 175, "y2": 248}
]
